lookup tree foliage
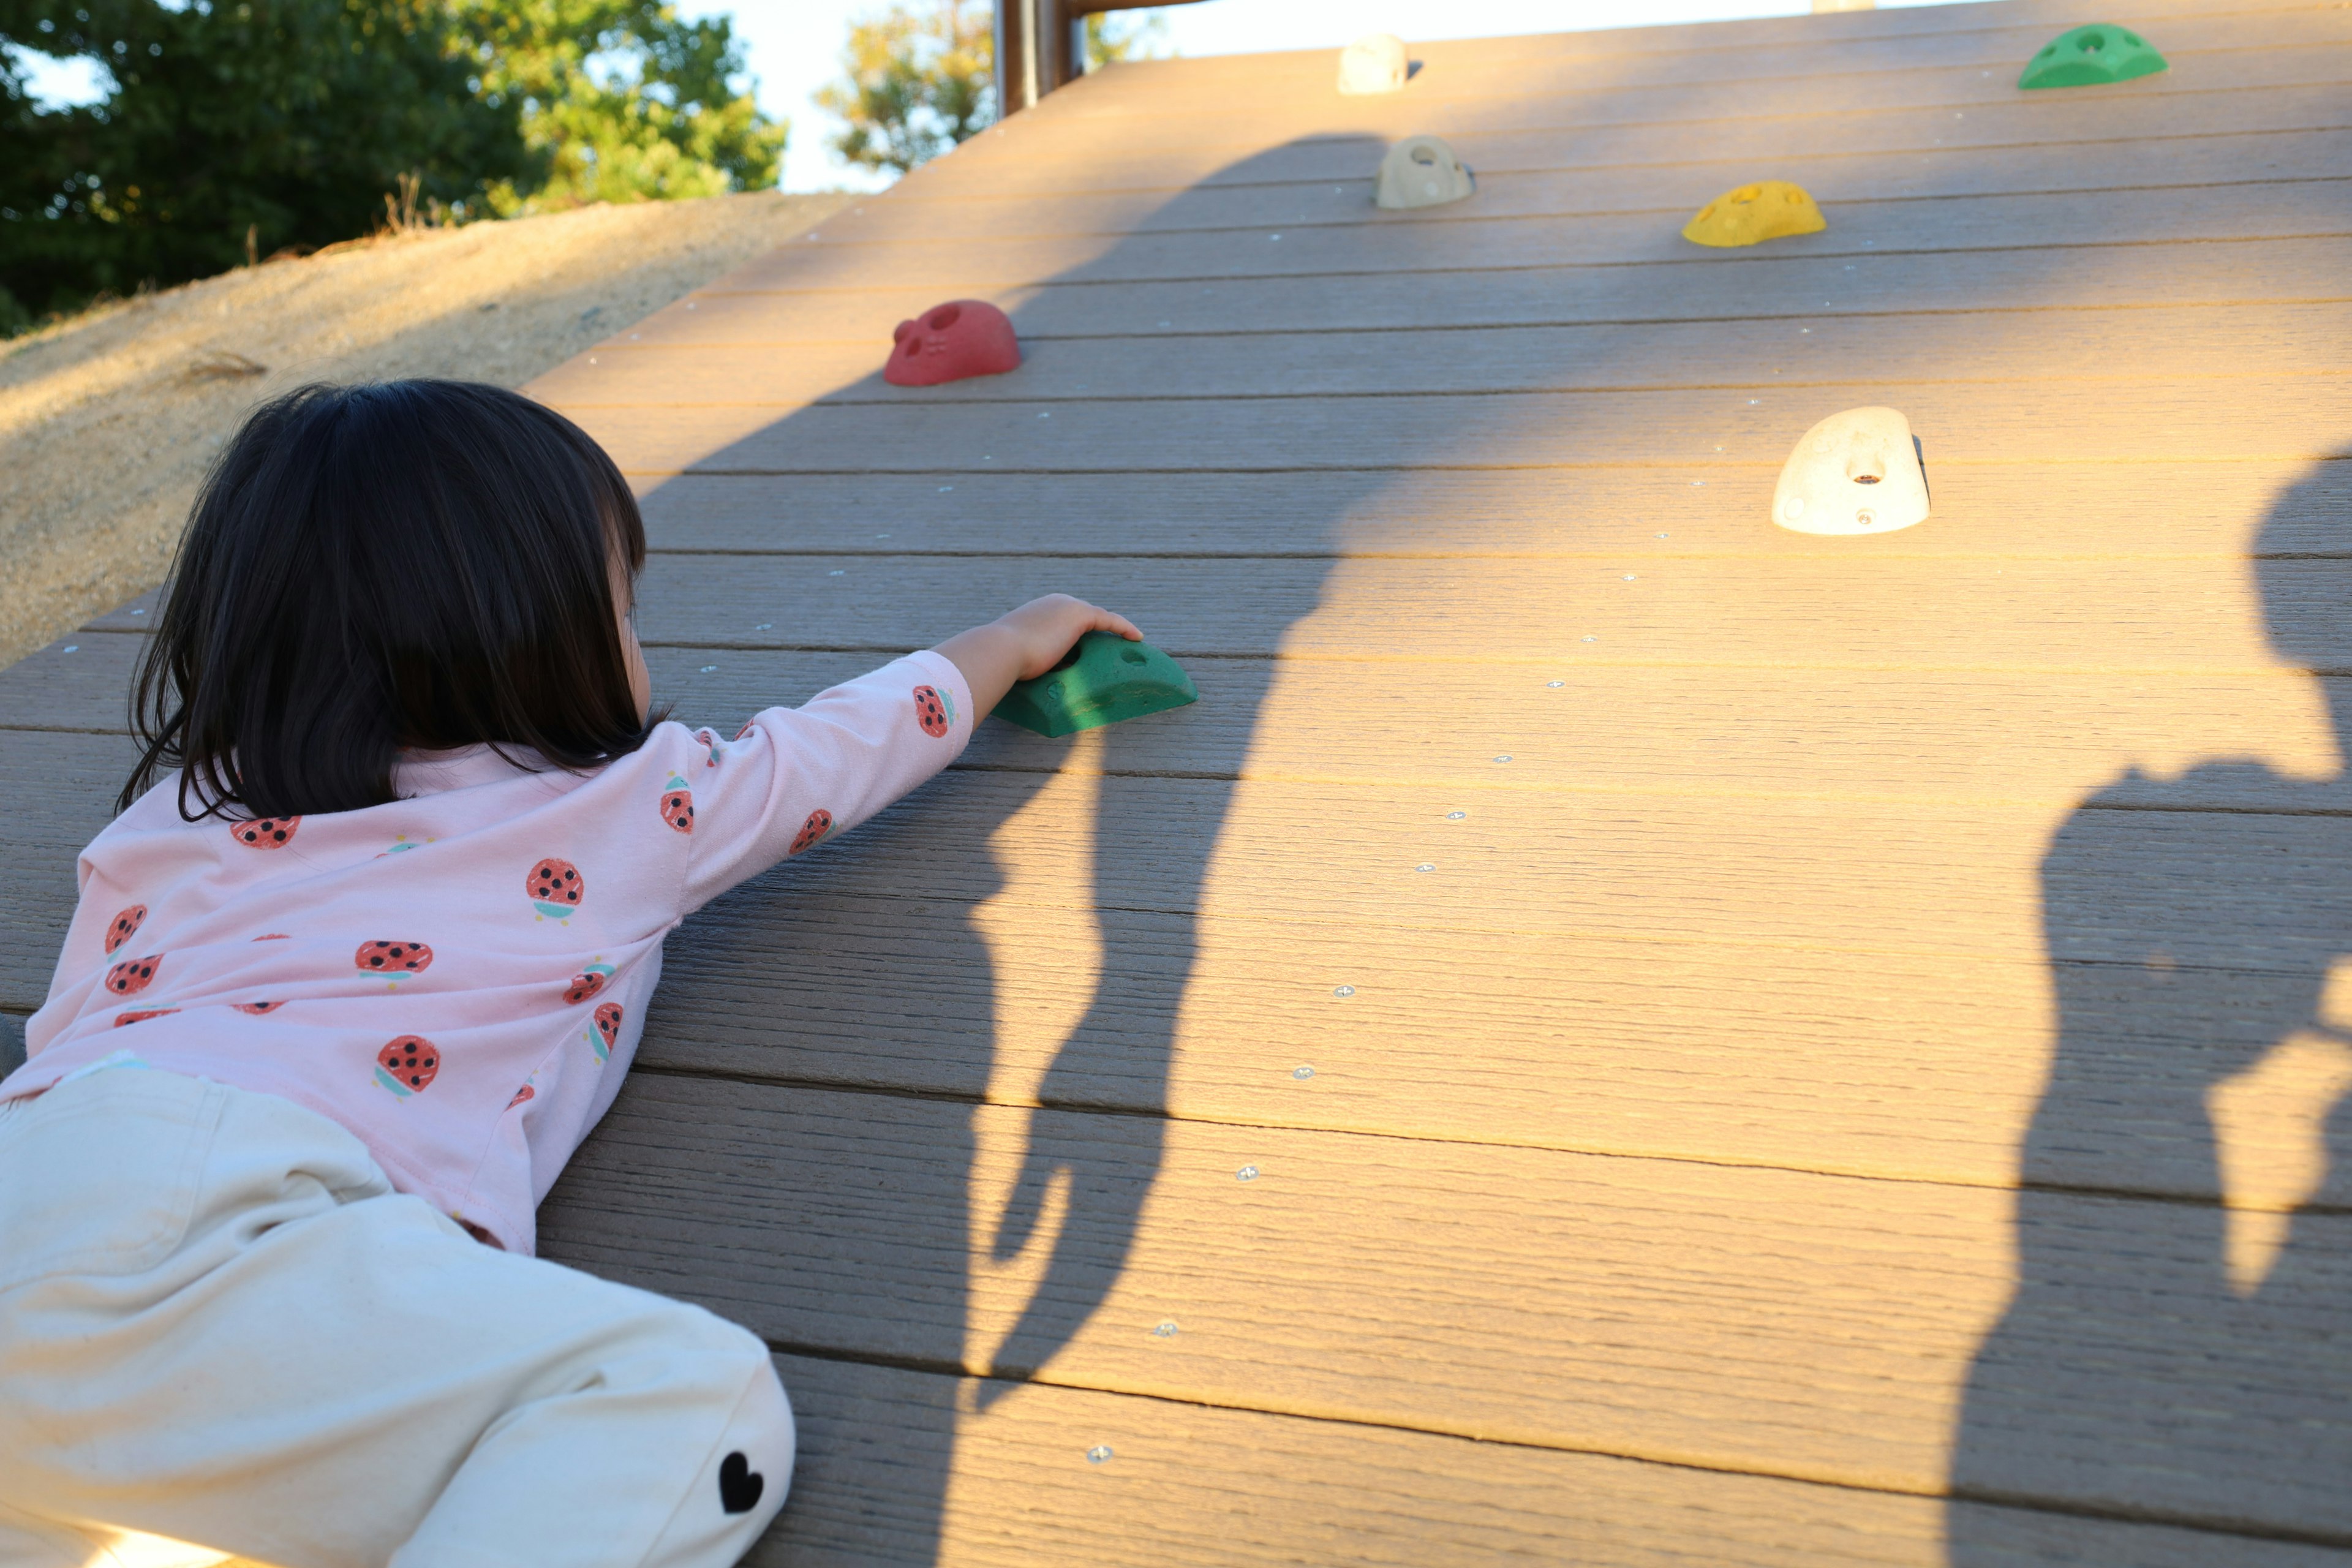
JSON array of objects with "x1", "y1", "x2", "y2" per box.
[
  {"x1": 458, "y1": 0, "x2": 783, "y2": 214},
  {"x1": 817, "y1": 0, "x2": 1164, "y2": 179},
  {"x1": 815, "y1": 0, "x2": 989, "y2": 178},
  {"x1": 0, "y1": 0, "x2": 783, "y2": 330}
]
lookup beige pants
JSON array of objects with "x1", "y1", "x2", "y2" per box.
[{"x1": 0, "y1": 1068, "x2": 793, "y2": 1568}]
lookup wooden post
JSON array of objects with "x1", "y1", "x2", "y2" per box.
[{"x1": 994, "y1": 0, "x2": 1210, "y2": 115}]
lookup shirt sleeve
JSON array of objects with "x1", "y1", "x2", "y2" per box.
[{"x1": 674, "y1": 649, "x2": 976, "y2": 913}]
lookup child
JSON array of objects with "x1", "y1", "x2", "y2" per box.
[{"x1": 0, "y1": 379, "x2": 1140, "y2": 1568}]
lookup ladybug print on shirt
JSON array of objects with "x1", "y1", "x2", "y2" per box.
[
  {"x1": 658, "y1": 774, "x2": 695, "y2": 834},
  {"x1": 105, "y1": 905, "x2": 146, "y2": 955},
  {"x1": 106, "y1": 954, "x2": 161, "y2": 995},
  {"x1": 374, "y1": 1036, "x2": 440, "y2": 1097},
  {"x1": 355, "y1": 941, "x2": 434, "y2": 982},
  {"x1": 788, "y1": 809, "x2": 834, "y2": 857},
  {"x1": 913, "y1": 685, "x2": 953, "y2": 738},
  {"x1": 507, "y1": 1084, "x2": 535, "y2": 1109},
  {"x1": 231, "y1": 816, "x2": 300, "y2": 850},
  {"x1": 527, "y1": 858, "x2": 583, "y2": 921},
  {"x1": 564, "y1": 962, "x2": 616, "y2": 1005},
  {"x1": 590, "y1": 1001, "x2": 623, "y2": 1063},
  {"x1": 115, "y1": 1009, "x2": 178, "y2": 1027},
  {"x1": 235, "y1": 1001, "x2": 284, "y2": 1014}
]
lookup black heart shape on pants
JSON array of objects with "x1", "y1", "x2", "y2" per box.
[{"x1": 718, "y1": 1450, "x2": 764, "y2": 1515}]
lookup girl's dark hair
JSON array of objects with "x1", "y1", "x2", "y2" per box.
[{"x1": 122, "y1": 379, "x2": 658, "y2": 818}]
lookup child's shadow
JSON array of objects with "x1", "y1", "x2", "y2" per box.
[
  {"x1": 1946, "y1": 456, "x2": 2352, "y2": 1553},
  {"x1": 616, "y1": 140, "x2": 1403, "y2": 1562}
]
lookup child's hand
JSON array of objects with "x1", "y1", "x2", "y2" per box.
[{"x1": 935, "y1": 595, "x2": 1143, "y2": 720}]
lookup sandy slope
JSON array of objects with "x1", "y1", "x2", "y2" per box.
[{"x1": 0, "y1": 190, "x2": 852, "y2": 671}]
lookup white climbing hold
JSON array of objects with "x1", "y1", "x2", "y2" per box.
[
  {"x1": 1336, "y1": 32, "x2": 1408, "y2": 94},
  {"x1": 1374, "y1": 135, "x2": 1474, "y2": 211},
  {"x1": 1771, "y1": 407, "x2": 1931, "y2": 536}
]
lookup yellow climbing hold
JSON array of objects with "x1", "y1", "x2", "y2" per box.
[{"x1": 1682, "y1": 181, "x2": 1826, "y2": 249}]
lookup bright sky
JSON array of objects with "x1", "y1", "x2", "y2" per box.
[{"x1": 10, "y1": 0, "x2": 1988, "y2": 194}]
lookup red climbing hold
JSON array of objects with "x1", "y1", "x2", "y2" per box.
[{"x1": 884, "y1": 300, "x2": 1020, "y2": 387}]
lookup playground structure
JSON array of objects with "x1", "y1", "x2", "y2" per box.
[{"x1": 4, "y1": 0, "x2": 2352, "y2": 1560}]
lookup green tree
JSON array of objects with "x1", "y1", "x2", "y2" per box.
[
  {"x1": 0, "y1": 0, "x2": 785, "y2": 327},
  {"x1": 816, "y1": 0, "x2": 990, "y2": 178},
  {"x1": 458, "y1": 0, "x2": 785, "y2": 214},
  {"x1": 1, "y1": 0, "x2": 529, "y2": 322},
  {"x1": 1084, "y1": 9, "x2": 1166, "y2": 71},
  {"x1": 816, "y1": 1, "x2": 1167, "y2": 179}
]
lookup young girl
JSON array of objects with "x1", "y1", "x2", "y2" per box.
[{"x1": 0, "y1": 379, "x2": 1140, "y2": 1568}]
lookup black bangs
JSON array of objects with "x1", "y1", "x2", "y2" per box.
[{"x1": 121, "y1": 380, "x2": 659, "y2": 820}]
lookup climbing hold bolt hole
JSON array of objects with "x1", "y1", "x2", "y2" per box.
[
  {"x1": 1051, "y1": 643, "x2": 1084, "y2": 671},
  {"x1": 2078, "y1": 31, "x2": 2104, "y2": 50},
  {"x1": 1853, "y1": 473, "x2": 1882, "y2": 485},
  {"x1": 1120, "y1": 647, "x2": 1147, "y2": 664},
  {"x1": 928, "y1": 304, "x2": 962, "y2": 330},
  {"x1": 1412, "y1": 146, "x2": 1436, "y2": 165}
]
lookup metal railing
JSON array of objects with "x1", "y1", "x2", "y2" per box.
[{"x1": 993, "y1": 0, "x2": 1210, "y2": 115}]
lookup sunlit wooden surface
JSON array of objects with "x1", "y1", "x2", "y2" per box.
[{"x1": 8, "y1": 0, "x2": 2352, "y2": 1560}]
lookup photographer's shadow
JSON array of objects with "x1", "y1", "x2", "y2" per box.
[{"x1": 1948, "y1": 456, "x2": 2352, "y2": 1552}]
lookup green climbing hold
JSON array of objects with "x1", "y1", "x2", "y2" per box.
[
  {"x1": 993, "y1": 632, "x2": 1197, "y2": 737},
  {"x1": 2018, "y1": 23, "x2": 2166, "y2": 89}
]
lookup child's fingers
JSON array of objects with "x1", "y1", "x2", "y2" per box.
[{"x1": 1090, "y1": 605, "x2": 1144, "y2": 641}]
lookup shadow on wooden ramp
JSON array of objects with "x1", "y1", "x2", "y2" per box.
[{"x1": 1949, "y1": 453, "x2": 2352, "y2": 1551}]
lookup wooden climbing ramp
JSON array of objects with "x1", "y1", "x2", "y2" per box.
[{"x1": 8, "y1": 0, "x2": 2352, "y2": 1558}]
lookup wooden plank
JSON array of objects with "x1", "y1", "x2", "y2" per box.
[
  {"x1": 1019, "y1": 8, "x2": 2352, "y2": 126},
  {"x1": 617, "y1": 461, "x2": 2351, "y2": 560},
  {"x1": 540, "y1": 1072, "x2": 2352, "y2": 1535},
  {"x1": 569, "y1": 375, "x2": 2352, "y2": 477},
  {"x1": 0, "y1": 729, "x2": 137, "y2": 1006},
  {"x1": 801, "y1": 128, "x2": 2352, "y2": 248},
  {"x1": 707, "y1": 180, "x2": 2352, "y2": 298},
  {"x1": 638, "y1": 875, "x2": 2352, "y2": 1204},
  {"x1": 758, "y1": 1350, "x2": 2352, "y2": 1567},
  {"x1": 617, "y1": 551, "x2": 2326, "y2": 672},
  {"x1": 535, "y1": 300, "x2": 2352, "y2": 408},
  {"x1": 885, "y1": 77, "x2": 2352, "y2": 202},
  {"x1": 0, "y1": 633, "x2": 142, "y2": 732},
  {"x1": 612, "y1": 235, "x2": 2352, "y2": 350},
  {"x1": 17, "y1": 631, "x2": 2340, "y2": 812}
]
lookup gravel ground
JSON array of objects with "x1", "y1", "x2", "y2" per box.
[{"x1": 0, "y1": 189, "x2": 853, "y2": 671}]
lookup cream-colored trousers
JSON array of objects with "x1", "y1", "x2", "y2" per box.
[{"x1": 0, "y1": 1068, "x2": 792, "y2": 1568}]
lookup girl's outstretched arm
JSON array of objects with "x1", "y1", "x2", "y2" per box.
[{"x1": 935, "y1": 595, "x2": 1143, "y2": 720}]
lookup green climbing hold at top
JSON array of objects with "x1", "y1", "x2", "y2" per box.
[
  {"x1": 2018, "y1": 23, "x2": 2167, "y2": 89},
  {"x1": 993, "y1": 632, "x2": 1198, "y2": 738}
]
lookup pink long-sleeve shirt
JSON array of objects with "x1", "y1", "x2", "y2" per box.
[{"x1": 1, "y1": 652, "x2": 974, "y2": 1254}]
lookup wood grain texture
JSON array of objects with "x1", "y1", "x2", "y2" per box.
[
  {"x1": 23, "y1": 632, "x2": 2341, "y2": 814},
  {"x1": 793, "y1": 127, "x2": 2352, "y2": 248},
  {"x1": 759, "y1": 1350, "x2": 2352, "y2": 1567},
  {"x1": 702, "y1": 179, "x2": 2352, "y2": 298},
  {"x1": 535, "y1": 300, "x2": 2352, "y2": 409},
  {"x1": 617, "y1": 460, "x2": 2351, "y2": 560},
  {"x1": 568, "y1": 375, "x2": 2352, "y2": 478},
  {"x1": 1012, "y1": 7, "x2": 2352, "y2": 125},
  {"x1": 604, "y1": 234, "x2": 2352, "y2": 349},
  {"x1": 0, "y1": 729, "x2": 138, "y2": 1007},
  {"x1": 621, "y1": 550, "x2": 2332, "y2": 674},
  {"x1": 541, "y1": 1072, "x2": 2352, "y2": 1536},
  {"x1": 883, "y1": 77, "x2": 2352, "y2": 202}
]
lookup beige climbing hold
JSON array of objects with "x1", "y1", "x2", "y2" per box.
[
  {"x1": 1771, "y1": 407, "x2": 1930, "y2": 536},
  {"x1": 1683, "y1": 181, "x2": 1826, "y2": 249},
  {"x1": 1374, "y1": 135, "x2": 1473, "y2": 210},
  {"x1": 1336, "y1": 33, "x2": 1408, "y2": 96}
]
